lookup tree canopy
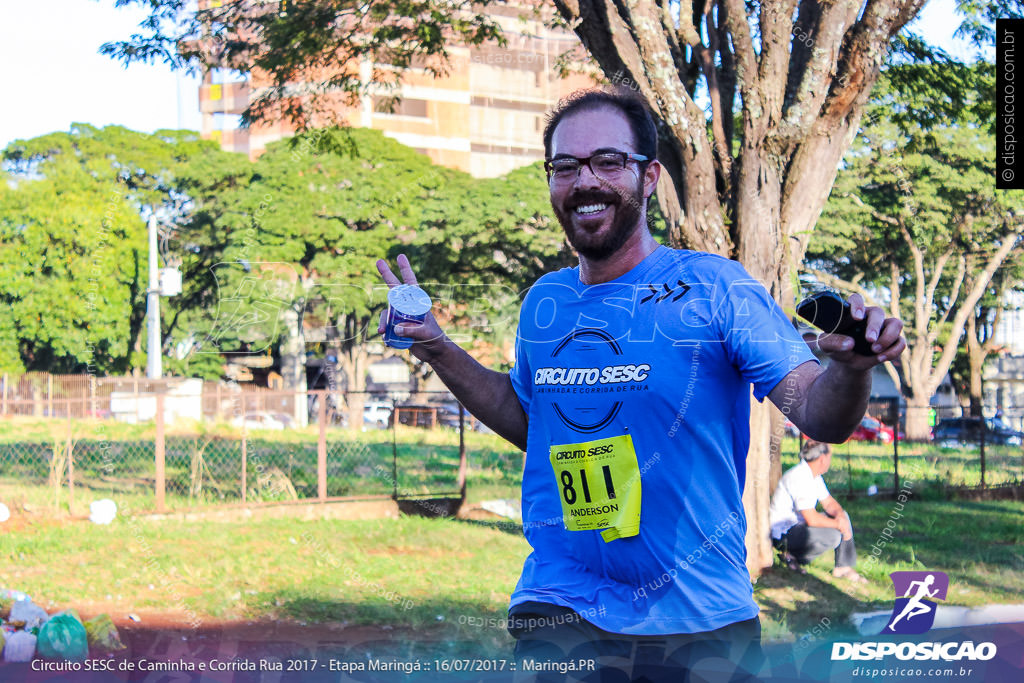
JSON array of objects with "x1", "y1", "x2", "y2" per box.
[
  {"x1": 0, "y1": 125, "x2": 246, "y2": 376},
  {"x1": 809, "y1": 62, "x2": 1024, "y2": 437},
  {"x1": 0, "y1": 124, "x2": 573, "y2": 381}
]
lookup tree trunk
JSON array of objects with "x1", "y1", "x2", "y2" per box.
[
  {"x1": 733, "y1": 153, "x2": 787, "y2": 572},
  {"x1": 905, "y1": 394, "x2": 933, "y2": 442},
  {"x1": 337, "y1": 315, "x2": 371, "y2": 431},
  {"x1": 549, "y1": 0, "x2": 927, "y2": 577},
  {"x1": 966, "y1": 314, "x2": 985, "y2": 418},
  {"x1": 744, "y1": 397, "x2": 775, "y2": 574},
  {"x1": 768, "y1": 406, "x2": 787, "y2": 493}
]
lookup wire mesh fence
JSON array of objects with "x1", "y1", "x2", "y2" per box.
[
  {"x1": 0, "y1": 388, "x2": 473, "y2": 516},
  {"x1": 784, "y1": 403, "x2": 1024, "y2": 497},
  {"x1": 0, "y1": 375, "x2": 1019, "y2": 517}
]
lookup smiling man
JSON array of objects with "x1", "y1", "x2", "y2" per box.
[{"x1": 377, "y1": 88, "x2": 905, "y2": 681}]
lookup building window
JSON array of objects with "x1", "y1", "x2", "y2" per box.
[{"x1": 372, "y1": 96, "x2": 429, "y2": 118}]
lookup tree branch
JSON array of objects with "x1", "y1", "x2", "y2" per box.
[
  {"x1": 927, "y1": 254, "x2": 965, "y2": 346},
  {"x1": 778, "y1": 0, "x2": 861, "y2": 142},
  {"x1": 923, "y1": 244, "x2": 956, "y2": 315},
  {"x1": 898, "y1": 219, "x2": 928, "y2": 338},
  {"x1": 758, "y1": 0, "x2": 799, "y2": 119},
  {"x1": 697, "y1": 3, "x2": 732, "y2": 190},
  {"x1": 719, "y1": 0, "x2": 759, "y2": 98},
  {"x1": 844, "y1": 192, "x2": 900, "y2": 226},
  {"x1": 889, "y1": 258, "x2": 901, "y2": 319},
  {"x1": 928, "y1": 230, "x2": 1023, "y2": 398}
]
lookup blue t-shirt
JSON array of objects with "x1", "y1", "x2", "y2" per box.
[{"x1": 508, "y1": 245, "x2": 817, "y2": 635}]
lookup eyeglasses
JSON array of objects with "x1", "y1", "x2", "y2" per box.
[{"x1": 544, "y1": 151, "x2": 649, "y2": 183}]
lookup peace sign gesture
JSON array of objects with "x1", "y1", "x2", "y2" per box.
[{"x1": 375, "y1": 254, "x2": 448, "y2": 363}]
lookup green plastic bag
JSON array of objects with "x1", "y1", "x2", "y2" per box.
[
  {"x1": 84, "y1": 614, "x2": 125, "y2": 652},
  {"x1": 36, "y1": 611, "x2": 88, "y2": 661}
]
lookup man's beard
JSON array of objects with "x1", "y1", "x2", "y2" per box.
[{"x1": 552, "y1": 179, "x2": 645, "y2": 261}]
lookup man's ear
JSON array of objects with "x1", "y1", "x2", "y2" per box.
[{"x1": 643, "y1": 159, "x2": 661, "y2": 199}]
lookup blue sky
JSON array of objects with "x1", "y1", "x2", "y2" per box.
[{"x1": 0, "y1": 0, "x2": 976, "y2": 149}]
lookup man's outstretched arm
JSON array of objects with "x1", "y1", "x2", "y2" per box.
[
  {"x1": 377, "y1": 255, "x2": 528, "y2": 451},
  {"x1": 769, "y1": 293, "x2": 906, "y2": 443}
]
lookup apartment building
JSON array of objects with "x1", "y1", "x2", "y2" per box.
[{"x1": 199, "y1": 3, "x2": 594, "y2": 176}]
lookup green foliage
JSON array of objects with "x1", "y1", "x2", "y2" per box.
[
  {"x1": 811, "y1": 61, "x2": 1020, "y2": 310},
  {"x1": 198, "y1": 127, "x2": 570, "y2": 370},
  {"x1": 810, "y1": 59, "x2": 1023, "y2": 416},
  {"x1": 1, "y1": 122, "x2": 569, "y2": 377},
  {"x1": 0, "y1": 125, "x2": 248, "y2": 375},
  {"x1": 954, "y1": 0, "x2": 1024, "y2": 51}
]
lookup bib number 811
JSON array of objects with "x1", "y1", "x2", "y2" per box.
[{"x1": 560, "y1": 465, "x2": 616, "y2": 505}]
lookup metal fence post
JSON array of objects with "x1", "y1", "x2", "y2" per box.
[
  {"x1": 318, "y1": 390, "x2": 327, "y2": 501},
  {"x1": 457, "y1": 403, "x2": 467, "y2": 501},
  {"x1": 155, "y1": 391, "x2": 166, "y2": 512},
  {"x1": 67, "y1": 401, "x2": 74, "y2": 514},
  {"x1": 241, "y1": 419, "x2": 248, "y2": 503},
  {"x1": 980, "y1": 417, "x2": 986, "y2": 489}
]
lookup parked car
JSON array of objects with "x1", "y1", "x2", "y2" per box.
[
  {"x1": 932, "y1": 417, "x2": 1024, "y2": 447},
  {"x1": 849, "y1": 415, "x2": 895, "y2": 443},
  {"x1": 363, "y1": 401, "x2": 393, "y2": 429},
  {"x1": 231, "y1": 412, "x2": 293, "y2": 430}
]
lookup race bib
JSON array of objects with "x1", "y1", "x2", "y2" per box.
[{"x1": 549, "y1": 434, "x2": 641, "y2": 542}]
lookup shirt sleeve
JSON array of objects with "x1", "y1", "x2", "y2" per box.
[
  {"x1": 509, "y1": 323, "x2": 532, "y2": 416},
  {"x1": 713, "y1": 259, "x2": 818, "y2": 401},
  {"x1": 815, "y1": 475, "x2": 830, "y2": 501}
]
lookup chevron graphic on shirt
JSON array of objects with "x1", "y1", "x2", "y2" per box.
[{"x1": 640, "y1": 280, "x2": 691, "y2": 304}]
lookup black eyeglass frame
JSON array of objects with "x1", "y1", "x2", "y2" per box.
[{"x1": 543, "y1": 151, "x2": 650, "y2": 183}]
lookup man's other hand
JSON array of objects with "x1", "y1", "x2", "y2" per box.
[{"x1": 814, "y1": 293, "x2": 906, "y2": 370}]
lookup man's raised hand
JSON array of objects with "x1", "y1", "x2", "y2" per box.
[{"x1": 375, "y1": 254, "x2": 448, "y2": 363}]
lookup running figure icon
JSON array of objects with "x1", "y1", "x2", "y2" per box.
[{"x1": 888, "y1": 574, "x2": 939, "y2": 631}]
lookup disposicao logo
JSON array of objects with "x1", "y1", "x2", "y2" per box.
[
  {"x1": 831, "y1": 570, "x2": 998, "y2": 663},
  {"x1": 884, "y1": 570, "x2": 949, "y2": 635}
]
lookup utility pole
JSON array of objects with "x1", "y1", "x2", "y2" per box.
[{"x1": 146, "y1": 212, "x2": 162, "y2": 379}]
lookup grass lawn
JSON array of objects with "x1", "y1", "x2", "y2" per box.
[
  {"x1": 0, "y1": 515, "x2": 531, "y2": 655},
  {"x1": 1, "y1": 496, "x2": 1021, "y2": 651},
  {"x1": 755, "y1": 497, "x2": 1024, "y2": 642},
  {"x1": 1, "y1": 416, "x2": 1021, "y2": 652},
  {"x1": 804, "y1": 439, "x2": 1024, "y2": 493}
]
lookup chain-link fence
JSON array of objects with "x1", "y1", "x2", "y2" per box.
[
  {"x1": 783, "y1": 403, "x2": 1024, "y2": 497},
  {"x1": 0, "y1": 388, "x2": 473, "y2": 516},
  {"x1": 2, "y1": 375, "x2": 1020, "y2": 516}
]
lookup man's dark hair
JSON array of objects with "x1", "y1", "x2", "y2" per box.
[{"x1": 542, "y1": 88, "x2": 658, "y2": 162}]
